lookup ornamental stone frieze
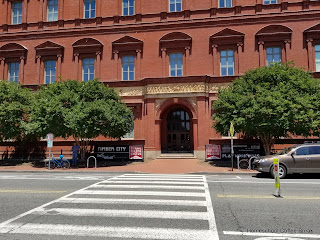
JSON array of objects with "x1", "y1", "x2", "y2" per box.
[{"x1": 115, "y1": 82, "x2": 230, "y2": 97}]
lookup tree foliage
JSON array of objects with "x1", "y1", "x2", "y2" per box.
[
  {"x1": 29, "y1": 79, "x2": 134, "y2": 160},
  {"x1": 0, "y1": 80, "x2": 31, "y2": 142},
  {"x1": 212, "y1": 63, "x2": 320, "y2": 155}
]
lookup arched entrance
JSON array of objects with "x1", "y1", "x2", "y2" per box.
[{"x1": 161, "y1": 107, "x2": 193, "y2": 153}]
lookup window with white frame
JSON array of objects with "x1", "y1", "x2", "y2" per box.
[
  {"x1": 82, "y1": 58, "x2": 94, "y2": 81},
  {"x1": 8, "y1": 62, "x2": 19, "y2": 84},
  {"x1": 316, "y1": 45, "x2": 320, "y2": 72},
  {"x1": 122, "y1": 122, "x2": 134, "y2": 139},
  {"x1": 169, "y1": 53, "x2": 183, "y2": 77},
  {"x1": 84, "y1": 0, "x2": 95, "y2": 19},
  {"x1": 264, "y1": 0, "x2": 277, "y2": 4},
  {"x1": 169, "y1": 0, "x2": 182, "y2": 12},
  {"x1": 122, "y1": 56, "x2": 135, "y2": 80},
  {"x1": 266, "y1": 47, "x2": 281, "y2": 66},
  {"x1": 44, "y1": 60, "x2": 56, "y2": 84},
  {"x1": 220, "y1": 50, "x2": 234, "y2": 76},
  {"x1": 219, "y1": 0, "x2": 232, "y2": 8},
  {"x1": 123, "y1": 0, "x2": 134, "y2": 16},
  {"x1": 47, "y1": 0, "x2": 58, "y2": 21},
  {"x1": 12, "y1": 2, "x2": 22, "y2": 24}
]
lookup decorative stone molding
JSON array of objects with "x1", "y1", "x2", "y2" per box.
[
  {"x1": 146, "y1": 83, "x2": 206, "y2": 95},
  {"x1": 115, "y1": 87, "x2": 144, "y2": 97},
  {"x1": 155, "y1": 98, "x2": 168, "y2": 111}
]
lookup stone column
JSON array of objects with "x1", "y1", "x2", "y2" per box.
[
  {"x1": 74, "y1": 53, "x2": 79, "y2": 80},
  {"x1": 19, "y1": 56, "x2": 25, "y2": 84},
  {"x1": 185, "y1": 46, "x2": 190, "y2": 76},
  {"x1": 36, "y1": 55, "x2": 41, "y2": 83},
  {"x1": 307, "y1": 39, "x2": 314, "y2": 72},
  {"x1": 237, "y1": 43, "x2": 243, "y2": 75},
  {"x1": 161, "y1": 48, "x2": 166, "y2": 77},
  {"x1": 113, "y1": 50, "x2": 119, "y2": 80},
  {"x1": 136, "y1": 49, "x2": 142, "y2": 80},
  {"x1": 95, "y1": 51, "x2": 101, "y2": 79},
  {"x1": 258, "y1": 41, "x2": 264, "y2": 67},
  {"x1": 0, "y1": 58, "x2": 5, "y2": 80},
  {"x1": 212, "y1": 44, "x2": 218, "y2": 75},
  {"x1": 57, "y1": 54, "x2": 62, "y2": 81},
  {"x1": 284, "y1": 40, "x2": 291, "y2": 62}
]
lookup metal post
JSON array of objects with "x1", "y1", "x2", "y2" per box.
[
  {"x1": 231, "y1": 137, "x2": 234, "y2": 171},
  {"x1": 237, "y1": 156, "x2": 240, "y2": 170},
  {"x1": 48, "y1": 148, "x2": 51, "y2": 170}
]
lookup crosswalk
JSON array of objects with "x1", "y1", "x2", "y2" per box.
[{"x1": 0, "y1": 174, "x2": 219, "y2": 239}]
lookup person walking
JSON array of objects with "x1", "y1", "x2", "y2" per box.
[{"x1": 72, "y1": 143, "x2": 80, "y2": 166}]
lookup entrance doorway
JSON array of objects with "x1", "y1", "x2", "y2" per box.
[{"x1": 166, "y1": 108, "x2": 192, "y2": 153}]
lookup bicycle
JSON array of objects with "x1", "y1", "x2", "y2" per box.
[
  {"x1": 237, "y1": 156, "x2": 257, "y2": 170},
  {"x1": 45, "y1": 154, "x2": 70, "y2": 169}
]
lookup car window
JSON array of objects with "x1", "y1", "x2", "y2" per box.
[
  {"x1": 309, "y1": 146, "x2": 320, "y2": 155},
  {"x1": 296, "y1": 147, "x2": 309, "y2": 156}
]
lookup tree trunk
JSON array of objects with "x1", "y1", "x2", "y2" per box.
[{"x1": 260, "y1": 136, "x2": 275, "y2": 156}]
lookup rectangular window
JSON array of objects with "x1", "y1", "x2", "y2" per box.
[
  {"x1": 219, "y1": 0, "x2": 232, "y2": 8},
  {"x1": 220, "y1": 50, "x2": 234, "y2": 76},
  {"x1": 123, "y1": 0, "x2": 134, "y2": 16},
  {"x1": 122, "y1": 56, "x2": 135, "y2": 80},
  {"x1": 266, "y1": 47, "x2": 281, "y2": 66},
  {"x1": 82, "y1": 58, "x2": 95, "y2": 82},
  {"x1": 44, "y1": 60, "x2": 56, "y2": 84},
  {"x1": 169, "y1": 0, "x2": 182, "y2": 12},
  {"x1": 47, "y1": 0, "x2": 58, "y2": 21},
  {"x1": 123, "y1": 123, "x2": 134, "y2": 139},
  {"x1": 84, "y1": 0, "x2": 95, "y2": 19},
  {"x1": 169, "y1": 53, "x2": 183, "y2": 77},
  {"x1": 12, "y1": 2, "x2": 22, "y2": 24},
  {"x1": 8, "y1": 62, "x2": 19, "y2": 84},
  {"x1": 264, "y1": 0, "x2": 277, "y2": 4},
  {"x1": 315, "y1": 45, "x2": 320, "y2": 72}
]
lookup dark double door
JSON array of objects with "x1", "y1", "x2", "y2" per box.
[{"x1": 167, "y1": 109, "x2": 192, "y2": 153}]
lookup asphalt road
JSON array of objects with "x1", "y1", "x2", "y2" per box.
[{"x1": 0, "y1": 172, "x2": 319, "y2": 240}]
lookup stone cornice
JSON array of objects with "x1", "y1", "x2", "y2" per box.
[{"x1": 0, "y1": 8, "x2": 320, "y2": 41}]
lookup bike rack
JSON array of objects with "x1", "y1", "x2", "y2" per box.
[{"x1": 87, "y1": 156, "x2": 97, "y2": 168}]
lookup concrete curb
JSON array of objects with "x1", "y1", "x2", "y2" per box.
[{"x1": 0, "y1": 170, "x2": 259, "y2": 175}]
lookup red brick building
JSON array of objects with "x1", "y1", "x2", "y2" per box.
[{"x1": 0, "y1": 0, "x2": 320, "y2": 160}]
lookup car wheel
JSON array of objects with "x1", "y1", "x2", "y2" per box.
[{"x1": 270, "y1": 164, "x2": 287, "y2": 179}]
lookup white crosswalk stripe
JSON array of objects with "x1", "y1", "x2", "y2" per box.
[{"x1": 0, "y1": 173, "x2": 219, "y2": 239}]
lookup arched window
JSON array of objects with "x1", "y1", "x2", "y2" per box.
[
  {"x1": 304, "y1": 23, "x2": 320, "y2": 72},
  {"x1": 210, "y1": 28, "x2": 244, "y2": 76},
  {"x1": 35, "y1": 41, "x2": 64, "y2": 84},
  {"x1": 255, "y1": 25, "x2": 292, "y2": 67},
  {"x1": 0, "y1": 43, "x2": 27, "y2": 84},
  {"x1": 112, "y1": 36, "x2": 143, "y2": 81},
  {"x1": 159, "y1": 32, "x2": 192, "y2": 77},
  {"x1": 72, "y1": 38, "x2": 103, "y2": 81}
]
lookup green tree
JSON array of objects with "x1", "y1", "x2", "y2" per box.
[
  {"x1": 0, "y1": 80, "x2": 31, "y2": 142},
  {"x1": 30, "y1": 79, "x2": 133, "y2": 160},
  {"x1": 212, "y1": 63, "x2": 320, "y2": 155}
]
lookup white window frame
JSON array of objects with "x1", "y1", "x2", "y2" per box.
[
  {"x1": 82, "y1": 58, "x2": 95, "y2": 82},
  {"x1": 220, "y1": 50, "x2": 234, "y2": 76},
  {"x1": 266, "y1": 46, "x2": 282, "y2": 66},
  {"x1": 169, "y1": 53, "x2": 183, "y2": 77},
  {"x1": 122, "y1": 0, "x2": 135, "y2": 16},
  {"x1": 12, "y1": 2, "x2": 22, "y2": 24},
  {"x1": 122, "y1": 122, "x2": 134, "y2": 139},
  {"x1": 47, "y1": 0, "x2": 58, "y2": 21},
  {"x1": 44, "y1": 60, "x2": 56, "y2": 84},
  {"x1": 264, "y1": 0, "x2": 277, "y2": 4},
  {"x1": 169, "y1": 0, "x2": 182, "y2": 12},
  {"x1": 315, "y1": 45, "x2": 320, "y2": 72},
  {"x1": 83, "y1": 0, "x2": 95, "y2": 19},
  {"x1": 219, "y1": 0, "x2": 232, "y2": 8},
  {"x1": 8, "y1": 62, "x2": 19, "y2": 84},
  {"x1": 122, "y1": 56, "x2": 135, "y2": 81}
]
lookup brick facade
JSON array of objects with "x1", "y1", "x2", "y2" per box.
[{"x1": 0, "y1": 0, "x2": 320, "y2": 160}]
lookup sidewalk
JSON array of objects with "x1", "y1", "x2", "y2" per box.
[{"x1": 0, "y1": 158, "x2": 258, "y2": 175}]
